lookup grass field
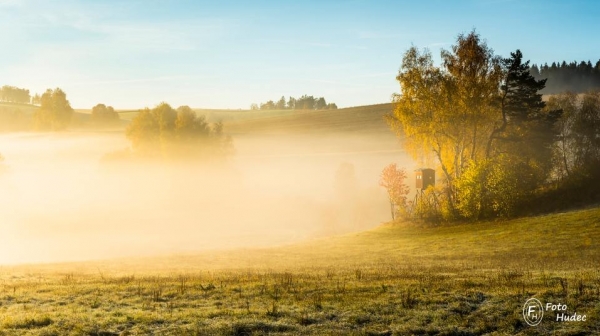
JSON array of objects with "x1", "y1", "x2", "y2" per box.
[
  {"x1": 1, "y1": 102, "x2": 394, "y2": 136},
  {"x1": 1, "y1": 207, "x2": 599, "y2": 335},
  {"x1": 0, "y1": 103, "x2": 118, "y2": 129},
  {"x1": 114, "y1": 108, "x2": 299, "y2": 123},
  {"x1": 0, "y1": 102, "x2": 39, "y2": 115},
  {"x1": 1, "y1": 100, "x2": 597, "y2": 335},
  {"x1": 116, "y1": 104, "x2": 394, "y2": 135},
  {"x1": 221, "y1": 104, "x2": 394, "y2": 135}
]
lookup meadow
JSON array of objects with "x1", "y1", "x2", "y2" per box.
[
  {"x1": 113, "y1": 103, "x2": 394, "y2": 134},
  {"x1": 1, "y1": 207, "x2": 598, "y2": 335},
  {"x1": 1, "y1": 102, "x2": 599, "y2": 335}
]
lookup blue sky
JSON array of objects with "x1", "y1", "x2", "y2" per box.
[{"x1": 1, "y1": 0, "x2": 599, "y2": 109}]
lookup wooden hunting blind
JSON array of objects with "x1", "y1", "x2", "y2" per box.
[{"x1": 415, "y1": 168, "x2": 435, "y2": 190}]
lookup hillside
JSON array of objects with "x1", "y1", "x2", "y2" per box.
[
  {"x1": 0, "y1": 102, "x2": 39, "y2": 115},
  {"x1": 0, "y1": 102, "x2": 92, "y2": 122},
  {"x1": 2, "y1": 207, "x2": 598, "y2": 335},
  {"x1": 30, "y1": 206, "x2": 599, "y2": 273},
  {"x1": 0, "y1": 103, "x2": 38, "y2": 131},
  {"x1": 115, "y1": 103, "x2": 395, "y2": 135},
  {"x1": 0, "y1": 103, "x2": 129, "y2": 130},
  {"x1": 223, "y1": 104, "x2": 394, "y2": 135}
]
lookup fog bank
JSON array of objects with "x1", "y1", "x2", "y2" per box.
[{"x1": 0, "y1": 130, "x2": 413, "y2": 264}]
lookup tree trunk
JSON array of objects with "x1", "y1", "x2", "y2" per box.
[
  {"x1": 433, "y1": 144, "x2": 457, "y2": 216},
  {"x1": 561, "y1": 135, "x2": 571, "y2": 178},
  {"x1": 471, "y1": 124, "x2": 478, "y2": 161},
  {"x1": 485, "y1": 86, "x2": 508, "y2": 159}
]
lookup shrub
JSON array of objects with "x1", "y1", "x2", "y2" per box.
[
  {"x1": 455, "y1": 156, "x2": 524, "y2": 219},
  {"x1": 125, "y1": 103, "x2": 233, "y2": 161}
]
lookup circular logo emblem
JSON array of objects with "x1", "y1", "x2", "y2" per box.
[{"x1": 523, "y1": 298, "x2": 544, "y2": 326}]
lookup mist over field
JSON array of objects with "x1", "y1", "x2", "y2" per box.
[
  {"x1": 2, "y1": 0, "x2": 600, "y2": 332},
  {"x1": 0, "y1": 128, "x2": 412, "y2": 265}
]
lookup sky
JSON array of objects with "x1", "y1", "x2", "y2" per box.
[{"x1": 1, "y1": 0, "x2": 599, "y2": 109}]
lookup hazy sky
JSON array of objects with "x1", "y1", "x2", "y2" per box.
[{"x1": 1, "y1": 0, "x2": 599, "y2": 109}]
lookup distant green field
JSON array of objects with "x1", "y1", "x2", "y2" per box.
[
  {"x1": 114, "y1": 108, "x2": 298, "y2": 123},
  {"x1": 0, "y1": 102, "x2": 39, "y2": 115},
  {"x1": 224, "y1": 104, "x2": 394, "y2": 135},
  {"x1": 197, "y1": 108, "x2": 298, "y2": 124},
  {"x1": 0, "y1": 102, "x2": 38, "y2": 131},
  {"x1": 115, "y1": 110, "x2": 141, "y2": 121},
  {"x1": 114, "y1": 104, "x2": 395, "y2": 135},
  {"x1": 0, "y1": 103, "x2": 132, "y2": 130},
  {"x1": 2, "y1": 207, "x2": 598, "y2": 335},
  {"x1": 1, "y1": 102, "x2": 395, "y2": 135}
]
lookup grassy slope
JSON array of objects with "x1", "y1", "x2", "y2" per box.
[
  {"x1": 0, "y1": 102, "x2": 39, "y2": 115},
  {"x1": 116, "y1": 104, "x2": 395, "y2": 135},
  {"x1": 0, "y1": 103, "x2": 112, "y2": 128},
  {"x1": 1, "y1": 207, "x2": 599, "y2": 335},
  {"x1": 70, "y1": 206, "x2": 599, "y2": 273},
  {"x1": 0, "y1": 102, "x2": 95, "y2": 120},
  {"x1": 223, "y1": 104, "x2": 394, "y2": 134},
  {"x1": 115, "y1": 108, "x2": 298, "y2": 124}
]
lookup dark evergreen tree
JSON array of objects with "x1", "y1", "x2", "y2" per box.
[
  {"x1": 487, "y1": 50, "x2": 560, "y2": 157},
  {"x1": 529, "y1": 64, "x2": 540, "y2": 78},
  {"x1": 504, "y1": 51, "x2": 547, "y2": 122}
]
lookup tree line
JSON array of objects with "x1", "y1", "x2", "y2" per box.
[
  {"x1": 0, "y1": 88, "x2": 75, "y2": 132},
  {"x1": 387, "y1": 31, "x2": 600, "y2": 222},
  {"x1": 0, "y1": 85, "x2": 43, "y2": 105},
  {"x1": 0, "y1": 87, "x2": 121, "y2": 132},
  {"x1": 251, "y1": 95, "x2": 337, "y2": 110},
  {"x1": 0, "y1": 86, "x2": 229, "y2": 162},
  {"x1": 1, "y1": 92, "x2": 231, "y2": 162},
  {"x1": 122, "y1": 103, "x2": 233, "y2": 161},
  {"x1": 530, "y1": 60, "x2": 600, "y2": 94},
  {"x1": 0, "y1": 86, "x2": 31, "y2": 104}
]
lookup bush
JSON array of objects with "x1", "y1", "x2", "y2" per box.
[
  {"x1": 91, "y1": 103, "x2": 120, "y2": 125},
  {"x1": 455, "y1": 156, "x2": 525, "y2": 219},
  {"x1": 125, "y1": 103, "x2": 233, "y2": 161},
  {"x1": 33, "y1": 88, "x2": 73, "y2": 131}
]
